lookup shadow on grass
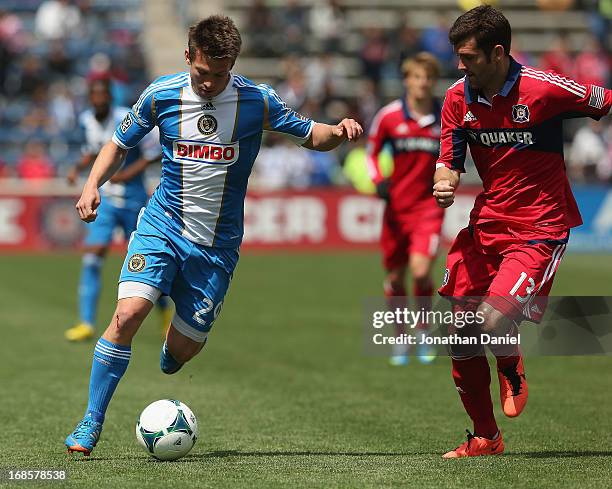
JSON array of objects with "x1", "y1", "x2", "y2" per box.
[
  {"x1": 510, "y1": 450, "x2": 612, "y2": 459},
  {"x1": 196, "y1": 450, "x2": 426, "y2": 459}
]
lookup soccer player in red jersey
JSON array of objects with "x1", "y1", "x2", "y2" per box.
[
  {"x1": 433, "y1": 6, "x2": 611, "y2": 458},
  {"x1": 367, "y1": 53, "x2": 445, "y2": 366}
]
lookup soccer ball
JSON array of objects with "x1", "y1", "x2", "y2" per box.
[{"x1": 136, "y1": 399, "x2": 198, "y2": 461}]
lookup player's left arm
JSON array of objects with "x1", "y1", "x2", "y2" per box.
[
  {"x1": 549, "y1": 76, "x2": 611, "y2": 119},
  {"x1": 302, "y1": 120, "x2": 363, "y2": 151},
  {"x1": 261, "y1": 84, "x2": 362, "y2": 152}
]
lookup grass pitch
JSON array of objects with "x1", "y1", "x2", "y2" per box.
[{"x1": 1, "y1": 252, "x2": 611, "y2": 488}]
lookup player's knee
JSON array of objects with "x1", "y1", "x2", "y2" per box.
[{"x1": 112, "y1": 305, "x2": 148, "y2": 335}]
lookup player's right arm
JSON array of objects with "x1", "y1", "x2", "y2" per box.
[
  {"x1": 76, "y1": 141, "x2": 127, "y2": 222},
  {"x1": 77, "y1": 84, "x2": 157, "y2": 222},
  {"x1": 365, "y1": 108, "x2": 390, "y2": 200},
  {"x1": 433, "y1": 89, "x2": 466, "y2": 208}
]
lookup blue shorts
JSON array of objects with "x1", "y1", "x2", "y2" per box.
[
  {"x1": 84, "y1": 200, "x2": 143, "y2": 247},
  {"x1": 118, "y1": 208, "x2": 239, "y2": 342}
]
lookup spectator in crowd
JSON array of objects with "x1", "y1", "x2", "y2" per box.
[
  {"x1": 245, "y1": 0, "x2": 279, "y2": 56},
  {"x1": 540, "y1": 32, "x2": 575, "y2": 77},
  {"x1": 35, "y1": 0, "x2": 82, "y2": 41},
  {"x1": 309, "y1": 0, "x2": 346, "y2": 52},
  {"x1": 278, "y1": 0, "x2": 309, "y2": 54},
  {"x1": 47, "y1": 40, "x2": 72, "y2": 79},
  {"x1": 304, "y1": 52, "x2": 346, "y2": 103},
  {"x1": 49, "y1": 81, "x2": 76, "y2": 132},
  {"x1": 277, "y1": 56, "x2": 308, "y2": 110},
  {"x1": 359, "y1": 27, "x2": 390, "y2": 92},
  {"x1": 568, "y1": 118, "x2": 609, "y2": 182},
  {"x1": 17, "y1": 55, "x2": 46, "y2": 97},
  {"x1": 16, "y1": 141, "x2": 55, "y2": 180},
  {"x1": 419, "y1": 12, "x2": 455, "y2": 75},
  {"x1": 574, "y1": 34, "x2": 610, "y2": 86},
  {"x1": 393, "y1": 22, "x2": 422, "y2": 70}
]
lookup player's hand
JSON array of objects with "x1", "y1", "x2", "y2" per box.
[
  {"x1": 333, "y1": 118, "x2": 363, "y2": 142},
  {"x1": 66, "y1": 167, "x2": 79, "y2": 186},
  {"x1": 433, "y1": 179, "x2": 456, "y2": 208},
  {"x1": 76, "y1": 185, "x2": 101, "y2": 222},
  {"x1": 376, "y1": 179, "x2": 390, "y2": 201}
]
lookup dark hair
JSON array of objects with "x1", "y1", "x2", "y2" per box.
[
  {"x1": 448, "y1": 5, "x2": 511, "y2": 60},
  {"x1": 188, "y1": 15, "x2": 242, "y2": 61},
  {"x1": 88, "y1": 77, "x2": 111, "y2": 94}
]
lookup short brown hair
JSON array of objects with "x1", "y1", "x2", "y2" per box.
[
  {"x1": 448, "y1": 5, "x2": 511, "y2": 60},
  {"x1": 188, "y1": 15, "x2": 242, "y2": 61},
  {"x1": 401, "y1": 52, "x2": 441, "y2": 79}
]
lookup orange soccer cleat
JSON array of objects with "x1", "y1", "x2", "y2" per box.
[
  {"x1": 442, "y1": 430, "x2": 504, "y2": 459},
  {"x1": 498, "y1": 355, "x2": 528, "y2": 417}
]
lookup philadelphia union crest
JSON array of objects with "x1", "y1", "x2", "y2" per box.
[
  {"x1": 512, "y1": 104, "x2": 530, "y2": 123},
  {"x1": 197, "y1": 114, "x2": 217, "y2": 135},
  {"x1": 127, "y1": 254, "x2": 146, "y2": 272}
]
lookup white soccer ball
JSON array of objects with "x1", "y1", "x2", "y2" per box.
[{"x1": 136, "y1": 399, "x2": 198, "y2": 461}]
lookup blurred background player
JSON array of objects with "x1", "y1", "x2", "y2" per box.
[
  {"x1": 64, "y1": 77, "x2": 172, "y2": 342},
  {"x1": 433, "y1": 5, "x2": 611, "y2": 458},
  {"x1": 64, "y1": 15, "x2": 363, "y2": 456},
  {"x1": 367, "y1": 52, "x2": 445, "y2": 366}
]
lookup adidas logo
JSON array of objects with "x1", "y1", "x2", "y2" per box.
[
  {"x1": 463, "y1": 111, "x2": 477, "y2": 122},
  {"x1": 201, "y1": 101, "x2": 215, "y2": 111}
]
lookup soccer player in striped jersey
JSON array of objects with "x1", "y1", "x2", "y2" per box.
[
  {"x1": 367, "y1": 53, "x2": 444, "y2": 366},
  {"x1": 64, "y1": 78, "x2": 172, "y2": 342},
  {"x1": 64, "y1": 15, "x2": 363, "y2": 456},
  {"x1": 433, "y1": 6, "x2": 611, "y2": 458}
]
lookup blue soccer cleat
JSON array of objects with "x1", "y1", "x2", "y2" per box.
[{"x1": 65, "y1": 415, "x2": 103, "y2": 456}]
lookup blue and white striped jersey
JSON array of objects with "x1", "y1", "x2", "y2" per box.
[
  {"x1": 80, "y1": 107, "x2": 158, "y2": 210},
  {"x1": 112, "y1": 72, "x2": 314, "y2": 248}
]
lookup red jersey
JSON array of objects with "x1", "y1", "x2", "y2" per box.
[
  {"x1": 367, "y1": 98, "x2": 441, "y2": 214},
  {"x1": 437, "y1": 58, "x2": 611, "y2": 234}
]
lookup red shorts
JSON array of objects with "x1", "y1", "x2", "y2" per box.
[
  {"x1": 381, "y1": 205, "x2": 444, "y2": 270},
  {"x1": 438, "y1": 222, "x2": 569, "y2": 322}
]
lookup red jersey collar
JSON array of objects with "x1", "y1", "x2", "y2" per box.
[{"x1": 464, "y1": 56, "x2": 522, "y2": 105}]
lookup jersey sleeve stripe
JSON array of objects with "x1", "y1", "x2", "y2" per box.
[
  {"x1": 522, "y1": 67, "x2": 587, "y2": 93},
  {"x1": 520, "y1": 73, "x2": 586, "y2": 98},
  {"x1": 112, "y1": 133, "x2": 131, "y2": 149},
  {"x1": 521, "y1": 68, "x2": 586, "y2": 96}
]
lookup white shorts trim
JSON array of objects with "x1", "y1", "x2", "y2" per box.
[
  {"x1": 172, "y1": 312, "x2": 209, "y2": 343},
  {"x1": 118, "y1": 281, "x2": 162, "y2": 304}
]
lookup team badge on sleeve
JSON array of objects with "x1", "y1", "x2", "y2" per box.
[
  {"x1": 127, "y1": 254, "x2": 146, "y2": 272},
  {"x1": 197, "y1": 115, "x2": 217, "y2": 135},
  {"x1": 120, "y1": 113, "x2": 133, "y2": 133},
  {"x1": 512, "y1": 104, "x2": 530, "y2": 123}
]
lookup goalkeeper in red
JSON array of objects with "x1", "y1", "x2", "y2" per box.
[
  {"x1": 433, "y1": 6, "x2": 611, "y2": 458},
  {"x1": 367, "y1": 53, "x2": 444, "y2": 366}
]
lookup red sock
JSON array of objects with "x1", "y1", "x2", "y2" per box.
[
  {"x1": 413, "y1": 280, "x2": 433, "y2": 309},
  {"x1": 384, "y1": 280, "x2": 406, "y2": 336},
  {"x1": 451, "y1": 356, "x2": 498, "y2": 439},
  {"x1": 489, "y1": 322, "x2": 521, "y2": 370}
]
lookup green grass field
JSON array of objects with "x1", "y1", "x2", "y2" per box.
[{"x1": 1, "y1": 252, "x2": 612, "y2": 488}]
